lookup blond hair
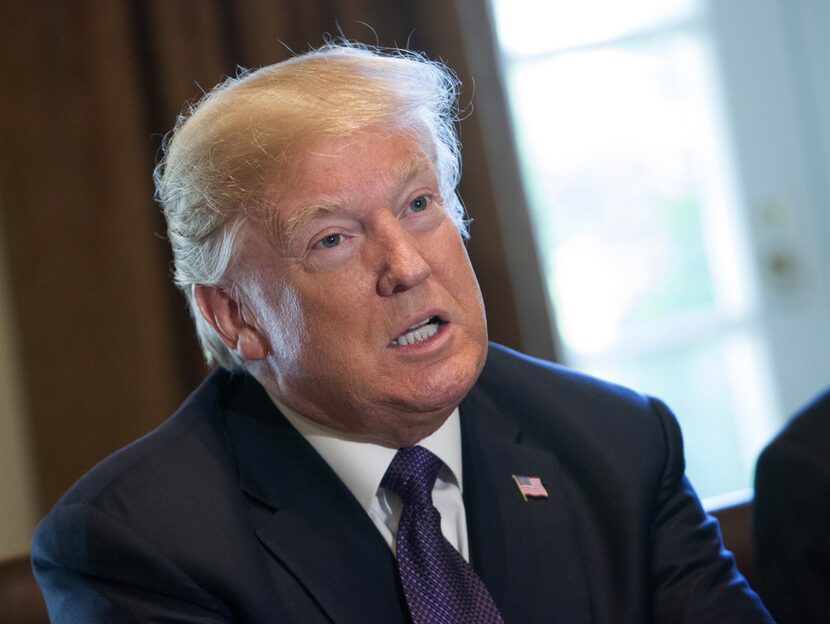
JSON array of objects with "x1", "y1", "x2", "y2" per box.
[{"x1": 154, "y1": 43, "x2": 465, "y2": 370}]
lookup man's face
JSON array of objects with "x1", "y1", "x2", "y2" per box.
[{"x1": 241, "y1": 126, "x2": 488, "y2": 447}]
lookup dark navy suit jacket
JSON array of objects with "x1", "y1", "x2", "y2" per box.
[
  {"x1": 33, "y1": 344, "x2": 774, "y2": 622},
  {"x1": 754, "y1": 388, "x2": 830, "y2": 624}
]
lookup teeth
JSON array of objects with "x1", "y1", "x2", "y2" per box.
[
  {"x1": 393, "y1": 318, "x2": 439, "y2": 346},
  {"x1": 405, "y1": 317, "x2": 432, "y2": 331}
]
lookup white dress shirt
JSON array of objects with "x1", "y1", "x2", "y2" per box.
[{"x1": 270, "y1": 394, "x2": 470, "y2": 561}]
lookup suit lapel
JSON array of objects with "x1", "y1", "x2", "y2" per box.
[
  {"x1": 217, "y1": 367, "x2": 594, "y2": 623},
  {"x1": 221, "y1": 375, "x2": 409, "y2": 624},
  {"x1": 461, "y1": 385, "x2": 593, "y2": 624}
]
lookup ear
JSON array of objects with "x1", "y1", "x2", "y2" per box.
[{"x1": 193, "y1": 285, "x2": 269, "y2": 361}]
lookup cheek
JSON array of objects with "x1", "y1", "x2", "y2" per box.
[
  {"x1": 434, "y1": 235, "x2": 487, "y2": 334},
  {"x1": 434, "y1": 233, "x2": 480, "y2": 292}
]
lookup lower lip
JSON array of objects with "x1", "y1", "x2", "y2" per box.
[{"x1": 389, "y1": 322, "x2": 449, "y2": 351}]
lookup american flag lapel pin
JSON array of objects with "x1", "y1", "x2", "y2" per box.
[{"x1": 512, "y1": 474, "x2": 549, "y2": 501}]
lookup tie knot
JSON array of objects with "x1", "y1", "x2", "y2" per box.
[{"x1": 381, "y1": 445, "x2": 443, "y2": 507}]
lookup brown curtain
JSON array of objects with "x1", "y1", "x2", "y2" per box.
[{"x1": 0, "y1": 0, "x2": 524, "y2": 513}]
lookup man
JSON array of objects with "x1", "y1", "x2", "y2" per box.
[
  {"x1": 32, "y1": 44, "x2": 773, "y2": 623},
  {"x1": 754, "y1": 387, "x2": 830, "y2": 624}
]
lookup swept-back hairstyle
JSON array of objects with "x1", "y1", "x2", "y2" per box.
[{"x1": 154, "y1": 43, "x2": 465, "y2": 370}]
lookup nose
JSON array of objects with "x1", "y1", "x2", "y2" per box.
[{"x1": 375, "y1": 222, "x2": 432, "y2": 297}]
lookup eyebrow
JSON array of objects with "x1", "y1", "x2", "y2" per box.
[
  {"x1": 397, "y1": 154, "x2": 435, "y2": 189},
  {"x1": 282, "y1": 201, "x2": 338, "y2": 244},
  {"x1": 280, "y1": 153, "x2": 437, "y2": 245}
]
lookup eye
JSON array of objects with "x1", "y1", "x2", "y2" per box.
[
  {"x1": 317, "y1": 233, "x2": 342, "y2": 249},
  {"x1": 409, "y1": 195, "x2": 429, "y2": 213}
]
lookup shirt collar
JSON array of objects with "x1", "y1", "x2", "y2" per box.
[{"x1": 270, "y1": 395, "x2": 463, "y2": 515}]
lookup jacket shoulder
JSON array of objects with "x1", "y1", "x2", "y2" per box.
[
  {"x1": 46, "y1": 368, "x2": 240, "y2": 511},
  {"x1": 472, "y1": 343, "x2": 684, "y2": 482},
  {"x1": 479, "y1": 343, "x2": 666, "y2": 429},
  {"x1": 760, "y1": 387, "x2": 830, "y2": 466}
]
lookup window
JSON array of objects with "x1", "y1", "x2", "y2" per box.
[{"x1": 488, "y1": 0, "x2": 782, "y2": 499}]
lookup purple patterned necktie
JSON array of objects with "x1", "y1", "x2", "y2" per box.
[{"x1": 381, "y1": 445, "x2": 505, "y2": 624}]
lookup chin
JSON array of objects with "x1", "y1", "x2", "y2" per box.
[{"x1": 408, "y1": 348, "x2": 485, "y2": 413}]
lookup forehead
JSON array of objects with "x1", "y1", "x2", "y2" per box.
[
  {"x1": 272, "y1": 127, "x2": 438, "y2": 234},
  {"x1": 294, "y1": 126, "x2": 434, "y2": 189}
]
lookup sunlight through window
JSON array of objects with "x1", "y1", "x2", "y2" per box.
[{"x1": 490, "y1": 0, "x2": 779, "y2": 499}]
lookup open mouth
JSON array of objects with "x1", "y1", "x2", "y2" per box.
[{"x1": 390, "y1": 316, "x2": 445, "y2": 346}]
